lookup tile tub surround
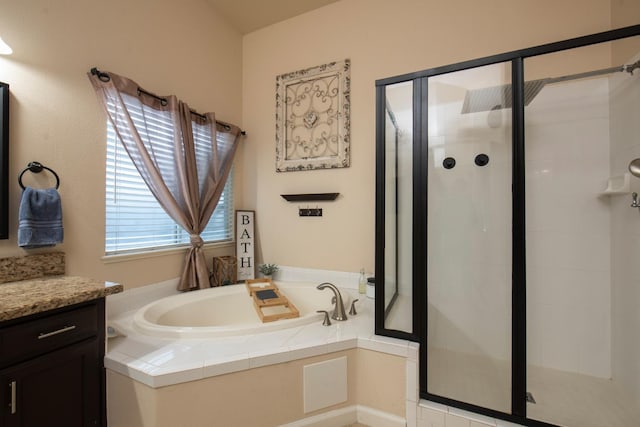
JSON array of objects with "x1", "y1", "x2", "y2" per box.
[
  {"x1": 0, "y1": 276, "x2": 123, "y2": 321},
  {"x1": 108, "y1": 349, "x2": 409, "y2": 427},
  {"x1": 106, "y1": 284, "x2": 414, "y2": 388},
  {"x1": 106, "y1": 267, "x2": 420, "y2": 425}
]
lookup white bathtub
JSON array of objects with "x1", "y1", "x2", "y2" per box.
[{"x1": 132, "y1": 282, "x2": 351, "y2": 338}]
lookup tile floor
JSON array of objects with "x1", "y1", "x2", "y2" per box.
[
  {"x1": 426, "y1": 347, "x2": 640, "y2": 427},
  {"x1": 527, "y1": 364, "x2": 640, "y2": 427},
  {"x1": 427, "y1": 347, "x2": 511, "y2": 414}
]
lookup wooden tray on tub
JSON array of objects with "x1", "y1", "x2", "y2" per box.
[{"x1": 245, "y1": 278, "x2": 300, "y2": 323}]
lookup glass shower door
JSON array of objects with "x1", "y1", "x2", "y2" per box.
[
  {"x1": 524, "y1": 38, "x2": 640, "y2": 427},
  {"x1": 375, "y1": 24, "x2": 640, "y2": 427},
  {"x1": 383, "y1": 80, "x2": 413, "y2": 333},
  {"x1": 426, "y1": 62, "x2": 513, "y2": 413}
]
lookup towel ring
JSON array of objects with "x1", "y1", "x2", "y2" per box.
[{"x1": 18, "y1": 161, "x2": 60, "y2": 190}]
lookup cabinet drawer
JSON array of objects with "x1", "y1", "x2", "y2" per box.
[{"x1": 0, "y1": 304, "x2": 98, "y2": 366}]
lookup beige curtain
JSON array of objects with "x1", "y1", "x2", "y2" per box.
[{"x1": 88, "y1": 69, "x2": 241, "y2": 291}]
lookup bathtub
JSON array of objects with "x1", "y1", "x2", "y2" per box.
[{"x1": 132, "y1": 281, "x2": 351, "y2": 338}]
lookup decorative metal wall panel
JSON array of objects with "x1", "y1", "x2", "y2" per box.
[{"x1": 276, "y1": 59, "x2": 350, "y2": 172}]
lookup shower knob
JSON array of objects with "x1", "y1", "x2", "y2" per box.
[
  {"x1": 443, "y1": 157, "x2": 456, "y2": 169},
  {"x1": 475, "y1": 154, "x2": 489, "y2": 167}
]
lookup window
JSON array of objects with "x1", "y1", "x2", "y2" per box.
[{"x1": 105, "y1": 115, "x2": 234, "y2": 255}]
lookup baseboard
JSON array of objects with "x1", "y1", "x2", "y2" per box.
[
  {"x1": 281, "y1": 404, "x2": 406, "y2": 427},
  {"x1": 356, "y1": 405, "x2": 406, "y2": 427}
]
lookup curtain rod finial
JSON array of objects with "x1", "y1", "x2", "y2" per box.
[{"x1": 90, "y1": 67, "x2": 110, "y2": 82}]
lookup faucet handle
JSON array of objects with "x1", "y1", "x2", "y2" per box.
[
  {"x1": 317, "y1": 310, "x2": 332, "y2": 326},
  {"x1": 349, "y1": 299, "x2": 359, "y2": 315}
]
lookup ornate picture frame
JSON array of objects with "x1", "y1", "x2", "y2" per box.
[{"x1": 275, "y1": 59, "x2": 351, "y2": 172}]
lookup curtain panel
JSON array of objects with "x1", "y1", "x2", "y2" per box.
[{"x1": 88, "y1": 69, "x2": 241, "y2": 291}]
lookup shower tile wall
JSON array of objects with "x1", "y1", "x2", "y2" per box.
[
  {"x1": 525, "y1": 77, "x2": 611, "y2": 378},
  {"x1": 609, "y1": 53, "x2": 640, "y2": 402}
]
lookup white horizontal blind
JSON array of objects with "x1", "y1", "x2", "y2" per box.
[{"x1": 105, "y1": 100, "x2": 233, "y2": 255}]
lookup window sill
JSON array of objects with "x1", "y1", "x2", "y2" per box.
[{"x1": 101, "y1": 240, "x2": 234, "y2": 264}]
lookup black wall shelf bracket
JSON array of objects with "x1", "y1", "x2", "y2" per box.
[{"x1": 281, "y1": 193, "x2": 339, "y2": 202}]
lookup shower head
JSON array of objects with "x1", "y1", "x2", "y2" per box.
[
  {"x1": 460, "y1": 60, "x2": 638, "y2": 115},
  {"x1": 460, "y1": 78, "x2": 548, "y2": 114}
]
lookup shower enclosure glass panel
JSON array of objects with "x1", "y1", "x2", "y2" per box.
[
  {"x1": 426, "y1": 62, "x2": 512, "y2": 413},
  {"x1": 376, "y1": 24, "x2": 640, "y2": 427},
  {"x1": 384, "y1": 81, "x2": 413, "y2": 333},
  {"x1": 525, "y1": 38, "x2": 640, "y2": 427}
]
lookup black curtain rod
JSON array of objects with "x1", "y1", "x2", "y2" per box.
[{"x1": 90, "y1": 67, "x2": 246, "y2": 136}]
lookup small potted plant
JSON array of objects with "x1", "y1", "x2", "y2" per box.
[{"x1": 259, "y1": 263, "x2": 279, "y2": 279}]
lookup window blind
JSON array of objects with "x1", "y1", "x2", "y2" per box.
[{"x1": 105, "y1": 99, "x2": 233, "y2": 255}]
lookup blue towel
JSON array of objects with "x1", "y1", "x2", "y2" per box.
[{"x1": 18, "y1": 187, "x2": 63, "y2": 248}]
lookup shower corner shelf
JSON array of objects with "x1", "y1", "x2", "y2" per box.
[{"x1": 599, "y1": 172, "x2": 631, "y2": 196}]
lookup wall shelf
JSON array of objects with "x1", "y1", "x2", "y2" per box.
[
  {"x1": 599, "y1": 173, "x2": 631, "y2": 196},
  {"x1": 280, "y1": 193, "x2": 339, "y2": 202}
]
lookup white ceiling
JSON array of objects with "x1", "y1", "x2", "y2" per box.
[{"x1": 206, "y1": 0, "x2": 340, "y2": 34}]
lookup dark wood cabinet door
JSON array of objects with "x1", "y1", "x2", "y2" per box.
[{"x1": 0, "y1": 338, "x2": 101, "y2": 427}]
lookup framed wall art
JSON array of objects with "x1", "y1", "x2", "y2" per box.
[
  {"x1": 235, "y1": 210, "x2": 255, "y2": 282},
  {"x1": 275, "y1": 59, "x2": 350, "y2": 172}
]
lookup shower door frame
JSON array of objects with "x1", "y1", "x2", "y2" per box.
[{"x1": 374, "y1": 24, "x2": 640, "y2": 427}]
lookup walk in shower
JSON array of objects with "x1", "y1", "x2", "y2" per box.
[{"x1": 375, "y1": 25, "x2": 640, "y2": 427}]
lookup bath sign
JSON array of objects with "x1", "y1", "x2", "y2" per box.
[{"x1": 236, "y1": 210, "x2": 255, "y2": 281}]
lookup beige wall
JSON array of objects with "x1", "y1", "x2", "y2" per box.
[
  {"x1": 611, "y1": 0, "x2": 640, "y2": 63},
  {"x1": 0, "y1": 0, "x2": 621, "y2": 289},
  {"x1": 107, "y1": 349, "x2": 406, "y2": 427},
  {"x1": 241, "y1": 0, "x2": 613, "y2": 274},
  {"x1": 0, "y1": 0, "x2": 242, "y2": 288}
]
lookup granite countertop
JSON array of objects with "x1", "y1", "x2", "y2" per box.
[{"x1": 0, "y1": 276, "x2": 123, "y2": 322}]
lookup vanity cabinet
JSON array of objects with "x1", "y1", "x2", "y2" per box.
[{"x1": 0, "y1": 299, "x2": 106, "y2": 427}]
